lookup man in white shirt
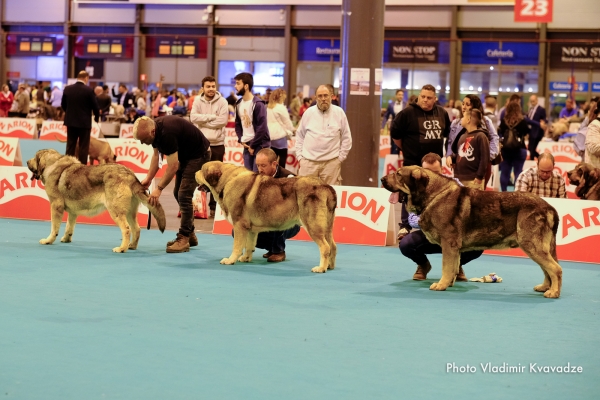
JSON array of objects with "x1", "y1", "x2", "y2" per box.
[
  {"x1": 295, "y1": 85, "x2": 352, "y2": 185},
  {"x1": 191, "y1": 75, "x2": 229, "y2": 217}
]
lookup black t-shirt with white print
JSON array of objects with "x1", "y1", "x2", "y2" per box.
[{"x1": 390, "y1": 103, "x2": 451, "y2": 166}]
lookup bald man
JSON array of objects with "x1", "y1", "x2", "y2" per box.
[{"x1": 525, "y1": 95, "x2": 546, "y2": 160}]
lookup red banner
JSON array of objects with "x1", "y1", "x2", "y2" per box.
[{"x1": 514, "y1": 0, "x2": 553, "y2": 23}]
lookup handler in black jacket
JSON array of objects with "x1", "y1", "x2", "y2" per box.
[{"x1": 61, "y1": 71, "x2": 100, "y2": 165}]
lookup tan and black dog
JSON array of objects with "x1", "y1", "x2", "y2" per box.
[
  {"x1": 381, "y1": 166, "x2": 562, "y2": 298},
  {"x1": 567, "y1": 162, "x2": 600, "y2": 200},
  {"x1": 57, "y1": 136, "x2": 117, "y2": 165},
  {"x1": 27, "y1": 149, "x2": 165, "y2": 252},
  {"x1": 196, "y1": 161, "x2": 337, "y2": 273}
]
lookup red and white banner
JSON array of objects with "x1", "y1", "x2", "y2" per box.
[
  {"x1": 213, "y1": 185, "x2": 394, "y2": 246},
  {"x1": 486, "y1": 197, "x2": 600, "y2": 264},
  {"x1": 383, "y1": 154, "x2": 403, "y2": 177},
  {"x1": 119, "y1": 123, "x2": 134, "y2": 139},
  {"x1": 39, "y1": 120, "x2": 67, "y2": 141},
  {"x1": 0, "y1": 166, "x2": 148, "y2": 226},
  {"x1": 106, "y1": 138, "x2": 167, "y2": 178},
  {"x1": 40, "y1": 120, "x2": 101, "y2": 141},
  {"x1": 515, "y1": 0, "x2": 553, "y2": 23},
  {"x1": 537, "y1": 141, "x2": 580, "y2": 163},
  {"x1": 0, "y1": 118, "x2": 36, "y2": 139},
  {"x1": 0, "y1": 137, "x2": 23, "y2": 166},
  {"x1": 380, "y1": 135, "x2": 391, "y2": 158}
]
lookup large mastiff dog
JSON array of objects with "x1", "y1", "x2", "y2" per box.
[
  {"x1": 567, "y1": 162, "x2": 600, "y2": 200},
  {"x1": 196, "y1": 161, "x2": 337, "y2": 273},
  {"x1": 381, "y1": 166, "x2": 562, "y2": 298},
  {"x1": 27, "y1": 149, "x2": 166, "y2": 252}
]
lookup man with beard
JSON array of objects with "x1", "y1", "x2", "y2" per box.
[
  {"x1": 234, "y1": 72, "x2": 271, "y2": 172},
  {"x1": 295, "y1": 84, "x2": 352, "y2": 185},
  {"x1": 390, "y1": 84, "x2": 450, "y2": 240},
  {"x1": 191, "y1": 75, "x2": 229, "y2": 217}
]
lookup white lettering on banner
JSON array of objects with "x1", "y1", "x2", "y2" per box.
[
  {"x1": 543, "y1": 198, "x2": 600, "y2": 245},
  {"x1": 316, "y1": 47, "x2": 340, "y2": 55},
  {"x1": 563, "y1": 47, "x2": 588, "y2": 57},
  {"x1": 393, "y1": 46, "x2": 413, "y2": 55},
  {"x1": 0, "y1": 168, "x2": 46, "y2": 203},
  {"x1": 0, "y1": 118, "x2": 36, "y2": 138}
]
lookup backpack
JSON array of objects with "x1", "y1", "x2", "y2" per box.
[{"x1": 502, "y1": 124, "x2": 521, "y2": 150}]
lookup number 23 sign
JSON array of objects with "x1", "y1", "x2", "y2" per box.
[{"x1": 515, "y1": 0, "x2": 553, "y2": 23}]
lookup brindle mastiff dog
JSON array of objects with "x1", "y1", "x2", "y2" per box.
[
  {"x1": 381, "y1": 166, "x2": 562, "y2": 298},
  {"x1": 567, "y1": 162, "x2": 600, "y2": 200},
  {"x1": 27, "y1": 149, "x2": 166, "y2": 252},
  {"x1": 196, "y1": 161, "x2": 337, "y2": 273}
]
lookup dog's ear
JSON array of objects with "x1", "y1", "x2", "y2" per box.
[
  {"x1": 575, "y1": 165, "x2": 589, "y2": 198},
  {"x1": 204, "y1": 169, "x2": 222, "y2": 189},
  {"x1": 410, "y1": 167, "x2": 429, "y2": 190}
]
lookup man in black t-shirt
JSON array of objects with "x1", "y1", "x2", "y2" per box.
[
  {"x1": 390, "y1": 84, "x2": 451, "y2": 240},
  {"x1": 134, "y1": 116, "x2": 211, "y2": 253}
]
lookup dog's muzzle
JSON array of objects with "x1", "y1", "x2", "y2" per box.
[{"x1": 30, "y1": 171, "x2": 40, "y2": 181}]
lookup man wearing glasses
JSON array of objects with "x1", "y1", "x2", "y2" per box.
[{"x1": 515, "y1": 152, "x2": 567, "y2": 198}]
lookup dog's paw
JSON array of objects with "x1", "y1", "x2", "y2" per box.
[
  {"x1": 238, "y1": 254, "x2": 253, "y2": 263},
  {"x1": 543, "y1": 289, "x2": 560, "y2": 298},
  {"x1": 112, "y1": 247, "x2": 127, "y2": 253},
  {"x1": 39, "y1": 238, "x2": 54, "y2": 245},
  {"x1": 128, "y1": 244, "x2": 138, "y2": 250},
  {"x1": 429, "y1": 282, "x2": 448, "y2": 291},
  {"x1": 311, "y1": 266, "x2": 327, "y2": 273},
  {"x1": 220, "y1": 258, "x2": 236, "y2": 265},
  {"x1": 533, "y1": 284, "x2": 550, "y2": 292},
  {"x1": 60, "y1": 235, "x2": 72, "y2": 243}
]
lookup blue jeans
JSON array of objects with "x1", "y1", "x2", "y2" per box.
[
  {"x1": 243, "y1": 147, "x2": 258, "y2": 172},
  {"x1": 399, "y1": 230, "x2": 483, "y2": 267},
  {"x1": 499, "y1": 148, "x2": 527, "y2": 191}
]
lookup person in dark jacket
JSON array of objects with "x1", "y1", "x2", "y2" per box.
[
  {"x1": 382, "y1": 89, "x2": 406, "y2": 155},
  {"x1": 112, "y1": 84, "x2": 134, "y2": 109},
  {"x1": 234, "y1": 72, "x2": 271, "y2": 172},
  {"x1": 390, "y1": 84, "x2": 451, "y2": 240},
  {"x1": 61, "y1": 71, "x2": 100, "y2": 165},
  {"x1": 524, "y1": 95, "x2": 546, "y2": 160},
  {"x1": 94, "y1": 86, "x2": 112, "y2": 121},
  {"x1": 134, "y1": 115, "x2": 211, "y2": 253},
  {"x1": 499, "y1": 102, "x2": 530, "y2": 191},
  {"x1": 452, "y1": 109, "x2": 490, "y2": 190}
]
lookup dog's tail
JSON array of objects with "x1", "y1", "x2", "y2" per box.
[{"x1": 134, "y1": 181, "x2": 166, "y2": 233}]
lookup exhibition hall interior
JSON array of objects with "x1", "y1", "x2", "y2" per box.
[{"x1": 0, "y1": 1, "x2": 599, "y2": 399}]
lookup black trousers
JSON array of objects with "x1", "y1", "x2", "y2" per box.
[
  {"x1": 399, "y1": 230, "x2": 483, "y2": 267},
  {"x1": 208, "y1": 145, "x2": 225, "y2": 211},
  {"x1": 66, "y1": 126, "x2": 91, "y2": 165},
  {"x1": 255, "y1": 225, "x2": 301, "y2": 254},
  {"x1": 173, "y1": 152, "x2": 211, "y2": 237}
]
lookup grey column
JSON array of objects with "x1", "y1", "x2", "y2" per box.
[
  {"x1": 340, "y1": 0, "x2": 384, "y2": 187},
  {"x1": 133, "y1": 5, "x2": 142, "y2": 87},
  {"x1": 283, "y1": 5, "x2": 292, "y2": 102},
  {"x1": 448, "y1": 5, "x2": 460, "y2": 103},
  {"x1": 205, "y1": 8, "x2": 215, "y2": 77},
  {"x1": 538, "y1": 23, "x2": 547, "y2": 100},
  {"x1": 63, "y1": 0, "x2": 71, "y2": 83}
]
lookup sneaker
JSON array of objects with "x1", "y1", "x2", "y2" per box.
[
  {"x1": 412, "y1": 262, "x2": 432, "y2": 280},
  {"x1": 167, "y1": 231, "x2": 198, "y2": 247},
  {"x1": 166, "y1": 233, "x2": 190, "y2": 253},
  {"x1": 397, "y1": 227, "x2": 411, "y2": 241},
  {"x1": 267, "y1": 251, "x2": 286, "y2": 263},
  {"x1": 262, "y1": 251, "x2": 273, "y2": 259},
  {"x1": 456, "y1": 266, "x2": 468, "y2": 282}
]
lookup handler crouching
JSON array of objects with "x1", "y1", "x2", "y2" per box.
[{"x1": 134, "y1": 116, "x2": 211, "y2": 253}]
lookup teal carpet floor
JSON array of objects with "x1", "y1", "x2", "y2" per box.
[{"x1": 1, "y1": 219, "x2": 598, "y2": 399}]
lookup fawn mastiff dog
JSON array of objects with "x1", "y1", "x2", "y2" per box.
[
  {"x1": 381, "y1": 166, "x2": 562, "y2": 298},
  {"x1": 27, "y1": 149, "x2": 166, "y2": 252},
  {"x1": 567, "y1": 162, "x2": 600, "y2": 200},
  {"x1": 196, "y1": 161, "x2": 337, "y2": 273},
  {"x1": 57, "y1": 136, "x2": 117, "y2": 165}
]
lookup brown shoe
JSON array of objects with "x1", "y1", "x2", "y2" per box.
[
  {"x1": 412, "y1": 262, "x2": 432, "y2": 280},
  {"x1": 456, "y1": 266, "x2": 468, "y2": 282},
  {"x1": 167, "y1": 231, "x2": 198, "y2": 247},
  {"x1": 267, "y1": 251, "x2": 286, "y2": 263},
  {"x1": 263, "y1": 251, "x2": 273, "y2": 259},
  {"x1": 166, "y1": 233, "x2": 190, "y2": 253}
]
